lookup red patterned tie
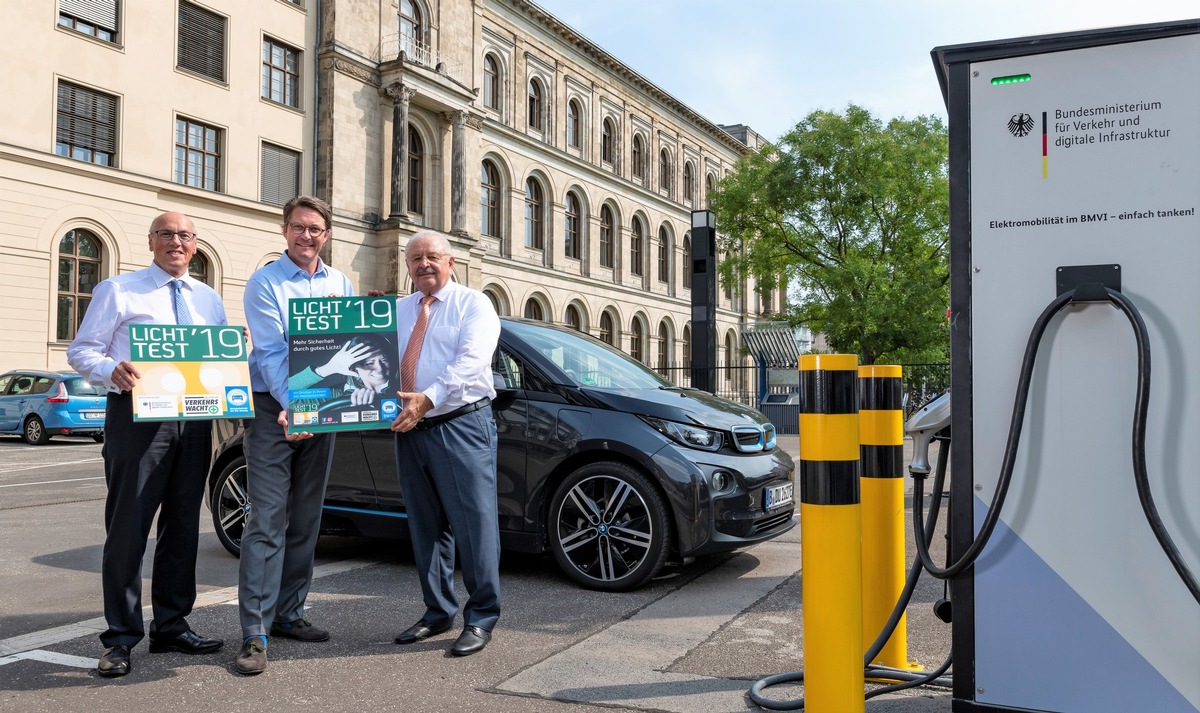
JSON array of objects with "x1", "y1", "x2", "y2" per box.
[{"x1": 400, "y1": 294, "x2": 436, "y2": 392}]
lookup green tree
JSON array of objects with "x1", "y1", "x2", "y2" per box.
[{"x1": 712, "y1": 105, "x2": 949, "y2": 365}]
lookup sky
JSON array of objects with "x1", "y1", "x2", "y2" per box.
[{"x1": 530, "y1": 0, "x2": 1199, "y2": 141}]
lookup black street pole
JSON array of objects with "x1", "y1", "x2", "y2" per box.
[{"x1": 690, "y1": 209, "x2": 717, "y2": 394}]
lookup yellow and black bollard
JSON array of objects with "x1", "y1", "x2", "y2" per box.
[
  {"x1": 858, "y1": 365, "x2": 919, "y2": 673},
  {"x1": 799, "y1": 354, "x2": 864, "y2": 712}
]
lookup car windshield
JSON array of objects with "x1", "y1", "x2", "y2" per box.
[
  {"x1": 504, "y1": 320, "x2": 674, "y2": 390},
  {"x1": 64, "y1": 377, "x2": 105, "y2": 396}
]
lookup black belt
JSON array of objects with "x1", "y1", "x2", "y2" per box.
[{"x1": 413, "y1": 397, "x2": 491, "y2": 431}]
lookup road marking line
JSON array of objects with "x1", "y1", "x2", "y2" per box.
[
  {"x1": 0, "y1": 650, "x2": 96, "y2": 669},
  {"x1": 0, "y1": 555, "x2": 386, "y2": 658},
  {"x1": 0, "y1": 475, "x2": 105, "y2": 488},
  {"x1": 495, "y1": 538, "x2": 801, "y2": 713},
  {"x1": 0, "y1": 456, "x2": 105, "y2": 475}
]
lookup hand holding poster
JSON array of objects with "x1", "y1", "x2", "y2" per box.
[
  {"x1": 129, "y1": 324, "x2": 254, "y2": 421},
  {"x1": 287, "y1": 296, "x2": 400, "y2": 433}
]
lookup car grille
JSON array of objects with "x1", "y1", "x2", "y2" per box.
[
  {"x1": 750, "y1": 511, "x2": 793, "y2": 535},
  {"x1": 731, "y1": 424, "x2": 776, "y2": 453},
  {"x1": 715, "y1": 507, "x2": 795, "y2": 538}
]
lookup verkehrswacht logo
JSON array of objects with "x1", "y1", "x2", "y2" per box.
[{"x1": 1007, "y1": 113, "x2": 1034, "y2": 137}]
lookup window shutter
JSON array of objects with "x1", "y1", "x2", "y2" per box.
[
  {"x1": 60, "y1": 0, "x2": 119, "y2": 33},
  {"x1": 178, "y1": 1, "x2": 226, "y2": 82},
  {"x1": 261, "y1": 143, "x2": 300, "y2": 206},
  {"x1": 56, "y1": 82, "x2": 117, "y2": 155}
]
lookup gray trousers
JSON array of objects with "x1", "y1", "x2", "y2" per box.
[
  {"x1": 394, "y1": 405, "x2": 501, "y2": 632},
  {"x1": 238, "y1": 392, "x2": 334, "y2": 638}
]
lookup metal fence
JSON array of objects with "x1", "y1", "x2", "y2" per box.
[{"x1": 656, "y1": 362, "x2": 950, "y2": 434}]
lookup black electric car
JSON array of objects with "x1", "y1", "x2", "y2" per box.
[{"x1": 207, "y1": 317, "x2": 795, "y2": 591}]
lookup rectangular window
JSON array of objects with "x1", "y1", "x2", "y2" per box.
[
  {"x1": 262, "y1": 38, "x2": 300, "y2": 108},
  {"x1": 178, "y1": 1, "x2": 226, "y2": 82},
  {"x1": 56, "y1": 81, "x2": 118, "y2": 166},
  {"x1": 175, "y1": 117, "x2": 221, "y2": 192},
  {"x1": 59, "y1": 0, "x2": 119, "y2": 43},
  {"x1": 260, "y1": 142, "x2": 300, "y2": 206}
]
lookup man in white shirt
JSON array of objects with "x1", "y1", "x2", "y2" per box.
[
  {"x1": 390, "y1": 230, "x2": 502, "y2": 656},
  {"x1": 67, "y1": 211, "x2": 227, "y2": 678}
]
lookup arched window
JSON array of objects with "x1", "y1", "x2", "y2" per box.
[
  {"x1": 188, "y1": 252, "x2": 211, "y2": 286},
  {"x1": 631, "y1": 135, "x2": 644, "y2": 179},
  {"x1": 399, "y1": 0, "x2": 423, "y2": 56},
  {"x1": 524, "y1": 298, "x2": 544, "y2": 321},
  {"x1": 599, "y1": 311, "x2": 614, "y2": 345},
  {"x1": 524, "y1": 178, "x2": 544, "y2": 249},
  {"x1": 484, "y1": 288, "x2": 505, "y2": 316},
  {"x1": 599, "y1": 205, "x2": 614, "y2": 268},
  {"x1": 706, "y1": 172, "x2": 715, "y2": 206},
  {"x1": 630, "y1": 218, "x2": 644, "y2": 277},
  {"x1": 564, "y1": 304, "x2": 582, "y2": 331},
  {"x1": 724, "y1": 332, "x2": 736, "y2": 384},
  {"x1": 683, "y1": 162, "x2": 694, "y2": 203},
  {"x1": 481, "y1": 160, "x2": 501, "y2": 238},
  {"x1": 601, "y1": 118, "x2": 615, "y2": 163},
  {"x1": 527, "y1": 79, "x2": 543, "y2": 131},
  {"x1": 657, "y1": 321, "x2": 670, "y2": 373},
  {"x1": 564, "y1": 191, "x2": 581, "y2": 260},
  {"x1": 723, "y1": 251, "x2": 733, "y2": 301},
  {"x1": 682, "y1": 234, "x2": 692, "y2": 289},
  {"x1": 408, "y1": 125, "x2": 423, "y2": 214},
  {"x1": 657, "y1": 225, "x2": 670, "y2": 283},
  {"x1": 566, "y1": 100, "x2": 581, "y2": 148},
  {"x1": 630, "y1": 318, "x2": 645, "y2": 362},
  {"x1": 659, "y1": 148, "x2": 672, "y2": 194},
  {"x1": 56, "y1": 228, "x2": 102, "y2": 341},
  {"x1": 680, "y1": 324, "x2": 691, "y2": 370},
  {"x1": 483, "y1": 54, "x2": 500, "y2": 111}
]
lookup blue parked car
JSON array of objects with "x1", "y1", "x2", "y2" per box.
[{"x1": 0, "y1": 370, "x2": 106, "y2": 444}]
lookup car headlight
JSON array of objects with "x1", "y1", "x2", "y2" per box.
[{"x1": 640, "y1": 416, "x2": 722, "y2": 452}]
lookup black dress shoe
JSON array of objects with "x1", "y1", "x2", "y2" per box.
[
  {"x1": 394, "y1": 618, "x2": 453, "y2": 645},
  {"x1": 148, "y1": 629, "x2": 224, "y2": 655},
  {"x1": 451, "y1": 626, "x2": 491, "y2": 656},
  {"x1": 97, "y1": 645, "x2": 131, "y2": 677}
]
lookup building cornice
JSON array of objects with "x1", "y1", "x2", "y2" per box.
[{"x1": 513, "y1": 0, "x2": 752, "y2": 156}]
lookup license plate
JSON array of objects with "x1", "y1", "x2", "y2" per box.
[
  {"x1": 81, "y1": 411, "x2": 104, "y2": 420},
  {"x1": 764, "y1": 482, "x2": 794, "y2": 509}
]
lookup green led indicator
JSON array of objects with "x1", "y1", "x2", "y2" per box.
[{"x1": 991, "y1": 73, "x2": 1032, "y2": 85}]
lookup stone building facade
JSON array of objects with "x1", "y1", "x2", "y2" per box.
[{"x1": 2, "y1": 0, "x2": 781, "y2": 384}]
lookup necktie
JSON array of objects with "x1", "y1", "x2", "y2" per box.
[
  {"x1": 400, "y1": 294, "x2": 436, "y2": 392},
  {"x1": 171, "y1": 280, "x2": 194, "y2": 325}
]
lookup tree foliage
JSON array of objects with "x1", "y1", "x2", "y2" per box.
[{"x1": 711, "y1": 105, "x2": 949, "y2": 365}]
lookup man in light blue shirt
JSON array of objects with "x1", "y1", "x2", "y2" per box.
[
  {"x1": 68, "y1": 211, "x2": 227, "y2": 678},
  {"x1": 236, "y1": 195, "x2": 354, "y2": 675}
]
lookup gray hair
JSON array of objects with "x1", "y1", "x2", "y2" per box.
[{"x1": 405, "y1": 230, "x2": 453, "y2": 259}]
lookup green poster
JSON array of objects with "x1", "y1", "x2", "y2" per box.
[
  {"x1": 287, "y1": 296, "x2": 400, "y2": 433},
  {"x1": 129, "y1": 324, "x2": 254, "y2": 421}
]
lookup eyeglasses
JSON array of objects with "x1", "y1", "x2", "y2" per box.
[
  {"x1": 153, "y1": 230, "x2": 197, "y2": 243},
  {"x1": 286, "y1": 222, "x2": 328, "y2": 237},
  {"x1": 407, "y1": 253, "x2": 446, "y2": 264}
]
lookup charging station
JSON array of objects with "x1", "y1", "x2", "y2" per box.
[{"x1": 933, "y1": 20, "x2": 1200, "y2": 713}]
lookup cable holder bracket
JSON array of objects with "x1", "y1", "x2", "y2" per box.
[{"x1": 1057, "y1": 263, "x2": 1121, "y2": 302}]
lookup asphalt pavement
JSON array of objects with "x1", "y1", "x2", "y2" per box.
[{"x1": 0, "y1": 435, "x2": 955, "y2": 713}]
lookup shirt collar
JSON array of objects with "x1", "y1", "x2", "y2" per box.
[
  {"x1": 279, "y1": 251, "x2": 328, "y2": 279},
  {"x1": 149, "y1": 261, "x2": 190, "y2": 288}
]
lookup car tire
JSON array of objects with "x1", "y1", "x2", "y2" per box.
[
  {"x1": 548, "y1": 461, "x2": 671, "y2": 592},
  {"x1": 210, "y1": 456, "x2": 248, "y2": 557},
  {"x1": 92, "y1": 434, "x2": 105, "y2": 443},
  {"x1": 23, "y1": 416, "x2": 49, "y2": 445}
]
